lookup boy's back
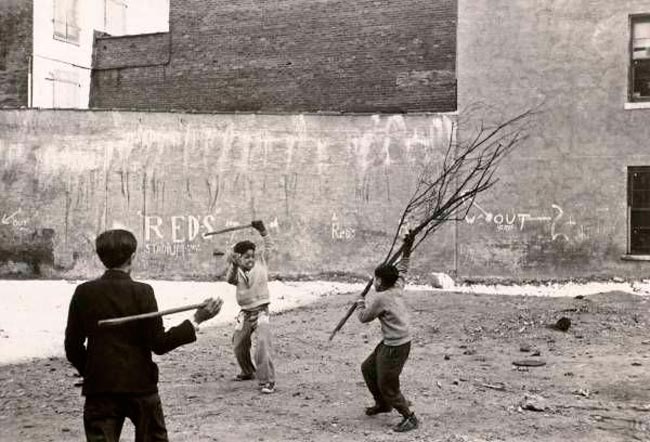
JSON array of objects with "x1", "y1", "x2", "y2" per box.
[
  {"x1": 65, "y1": 270, "x2": 196, "y2": 396},
  {"x1": 64, "y1": 229, "x2": 221, "y2": 441}
]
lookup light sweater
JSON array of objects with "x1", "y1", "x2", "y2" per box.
[
  {"x1": 226, "y1": 233, "x2": 273, "y2": 311},
  {"x1": 358, "y1": 257, "x2": 411, "y2": 346}
]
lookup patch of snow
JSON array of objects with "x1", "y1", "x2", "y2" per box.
[
  {"x1": 0, "y1": 279, "x2": 363, "y2": 365},
  {"x1": 1, "y1": 278, "x2": 649, "y2": 365},
  {"x1": 453, "y1": 281, "x2": 646, "y2": 298}
]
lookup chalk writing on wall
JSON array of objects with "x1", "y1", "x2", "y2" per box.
[
  {"x1": 143, "y1": 242, "x2": 202, "y2": 257},
  {"x1": 267, "y1": 217, "x2": 280, "y2": 233},
  {"x1": 143, "y1": 214, "x2": 216, "y2": 242},
  {"x1": 465, "y1": 202, "x2": 600, "y2": 243},
  {"x1": 1, "y1": 208, "x2": 30, "y2": 229},
  {"x1": 331, "y1": 213, "x2": 356, "y2": 240}
]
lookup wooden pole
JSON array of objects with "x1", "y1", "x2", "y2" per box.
[
  {"x1": 328, "y1": 279, "x2": 373, "y2": 341},
  {"x1": 97, "y1": 301, "x2": 208, "y2": 327},
  {"x1": 203, "y1": 224, "x2": 252, "y2": 237}
]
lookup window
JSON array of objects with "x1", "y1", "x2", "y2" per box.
[
  {"x1": 629, "y1": 166, "x2": 650, "y2": 254},
  {"x1": 53, "y1": 0, "x2": 81, "y2": 44},
  {"x1": 47, "y1": 70, "x2": 80, "y2": 108},
  {"x1": 104, "y1": 0, "x2": 128, "y2": 35}
]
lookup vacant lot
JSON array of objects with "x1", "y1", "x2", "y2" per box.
[{"x1": 2, "y1": 289, "x2": 650, "y2": 441}]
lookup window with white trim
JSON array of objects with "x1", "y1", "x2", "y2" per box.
[
  {"x1": 631, "y1": 15, "x2": 650, "y2": 102},
  {"x1": 47, "y1": 70, "x2": 80, "y2": 108},
  {"x1": 104, "y1": 0, "x2": 128, "y2": 35},
  {"x1": 53, "y1": 0, "x2": 81, "y2": 44}
]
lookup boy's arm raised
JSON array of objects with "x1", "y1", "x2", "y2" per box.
[
  {"x1": 395, "y1": 232, "x2": 414, "y2": 289},
  {"x1": 252, "y1": 220, "x2": 274, "y2": 263},
  {"x1": 224, "y1": 251, "x2": 239, "y2": 285}
]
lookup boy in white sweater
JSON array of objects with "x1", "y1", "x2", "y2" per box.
[
  {"x1": 225, "y1": 220, "x2": 276, "y2": 394},
  {"x1": 356, "y1": 232, "x2": 418, "y2": 432}
]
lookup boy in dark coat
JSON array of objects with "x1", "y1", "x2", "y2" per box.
[
  {"x1": 65, "y1": 229, "x2": 222, "y2": 441},
  {"x1": 356, "y1": 232, "x2": 418, "y2": 433}
]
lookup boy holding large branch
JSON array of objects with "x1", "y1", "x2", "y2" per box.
[
  {"x1": 65, "y1": 229, "x2": 222, "y2": 441},
  {"x1": 356, "y1": 231, "x2": 418, "y2": 433}
]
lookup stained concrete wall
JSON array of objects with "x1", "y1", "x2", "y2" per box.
[
  {"x1": 0, "y1": 109, "x2": 455, "y2": 280},
  {"x1": 458, "y1": 0, "x2": 650, "y2": 279}
]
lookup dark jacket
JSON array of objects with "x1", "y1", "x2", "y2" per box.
[{"x1": 64, "y1": 270, "x2": 196, "y2": 396}]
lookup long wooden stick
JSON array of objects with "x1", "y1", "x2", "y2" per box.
[
  {"x1": 328, "y1": 279, "x2": 374, "y2": 341},
  {"x1": 97, "y1": 301, "x2": 208, "y2": 327},
  {"x1": 203, "y1": 224, "x2": 252, "y2": 237}
]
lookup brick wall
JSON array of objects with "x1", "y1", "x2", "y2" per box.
[
  {"x1": 0, "y1": 109, "x2": 456, "y2": 280},
  {"x1": 0, "y1": 0, "x2": 32, "y2": 107},
  {"x1": 90, "y1": 0, "x2": 457, "y2": 112},
  {"x1": 92, "y1": 33, "x2": 171, "y2": 70}
]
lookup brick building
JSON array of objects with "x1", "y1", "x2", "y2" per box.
[
  {"x1": 90, "y1": 0, "x2": 457, "y2": 113},
  {"x1": 0, "y1": 0, "x2": 168, "y2": 108},
  {"x1": 0, "y1": 0, "x2": 31, "y2": 107}
]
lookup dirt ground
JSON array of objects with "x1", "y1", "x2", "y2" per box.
[{"x1": 2, "y1": 289, "x2": 650, "y2": 442}]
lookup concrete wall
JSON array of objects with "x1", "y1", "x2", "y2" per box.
[
  {"x1": 0, "y1": 109, "x2": 455, "y2": 280},
  {"x1": 90, "y1": 0, "x2": 457, "y2": 113},
  {"x1": 457, "y1": 0, "x2": 650, "y2": 279},
  {"x1": 0, "y1": 0, "x2": 32, "y2": 107}
]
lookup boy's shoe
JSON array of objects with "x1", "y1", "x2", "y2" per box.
[
  {"x1": 393, "y1": 413, "x2": 418, "y2": 432},
  {"x1": 233, "y1": 373, "x2": 255, "y2": 381},
  {"x1": 365, "y1": 404, "x2": 393, "y2": 416},
  {"x1": 260, "y1": 382, "x2": 275, "y2": 394}
]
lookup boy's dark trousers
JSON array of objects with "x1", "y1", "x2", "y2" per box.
[
  {"x1": 83, "y1": 393, "x2": 168, "y2": 442},
  {"x1": 361, "y1": 341, "x2": 412, "y2": 415}
]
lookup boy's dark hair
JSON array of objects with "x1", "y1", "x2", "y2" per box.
[
  {"x1": 374, "y1": 263, "x2": 399, "y2": 288},
  {"x1": 234, "y1": 240, "x2": 256, "y2": 255},
  {"x1": 96, "y1": 229, "x2": 137, "y2": 268}
]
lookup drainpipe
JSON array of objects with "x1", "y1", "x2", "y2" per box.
[{"x1": 28, "y1": 55, "x2": 33, "y2": 107}]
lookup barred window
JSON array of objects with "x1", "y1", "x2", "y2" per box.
[{"x1": 629, "y1": 166, "x2": 650, "y2": 254}]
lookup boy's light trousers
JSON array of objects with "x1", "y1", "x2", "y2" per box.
[{"x1": 232, "y1": 304, "x2": 275, "y2": 383}]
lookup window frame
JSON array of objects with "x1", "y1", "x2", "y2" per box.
[
  {"x1": 46, "y1": 70, "x2": 81, "y2": 108},
  {"x1": 52, "y1": 0, "x2": 81, "y2": 46},
  {"x1": 628, "y1": 14, "x2": 650, "y2": 103},
  {"x1": 628, "y1": 166, "x2": 650, "y2": 255},
  {"x1": 104, "y1": 0, "x2": 128, "y2": 35}
]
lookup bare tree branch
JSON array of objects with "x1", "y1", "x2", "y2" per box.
[{"x1": 329, "y1": 107, "x2": 536, "y2": 341}]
